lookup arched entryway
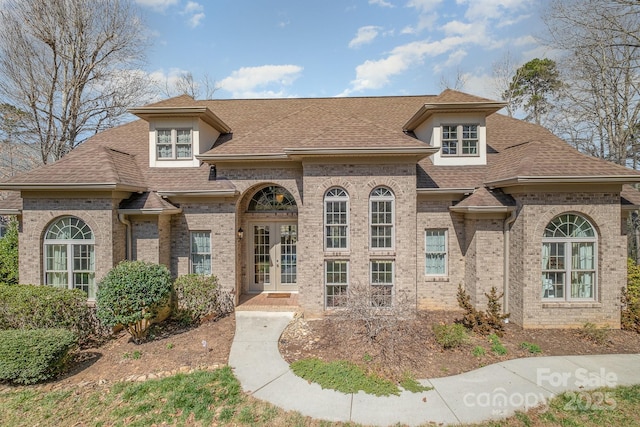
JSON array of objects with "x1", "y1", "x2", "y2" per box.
[{"x1": 242, "y1": 185, "x2": 298, "y2": 293}]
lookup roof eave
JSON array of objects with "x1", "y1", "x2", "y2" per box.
[
  {"x1": 404, "y1": 102, "x2": 507, "y2": 131},
  {"x1": 0, "y1": 209, "x2": 21, "y2": 215},
  {"x1": 486, "y1": 176, "x2": 640, "y2": 188},
  {"x1": 156, "y1": 189, "x2": 239, "y2": 197},
  {"x1": 449, "y1": 206, "x2": 516, "y2": 213},
  {"x1": 118, "y1": 207, "x2": 182, "y2": 215},
  {"x1": 283, "y1": 147, "x2": 438, "y2": 159},
  {"x1": 0, "y1": 183, "x2": 146, "y2": 192},
  {"x1": 128, "y1": 106, "x2": 232, "y2": 133},
  {"x1": 417, "y1": 187, "x2": 475, "y2": 195},
  {"x1": 196, "y1": 153, "x2": 290, "y2": 162}
]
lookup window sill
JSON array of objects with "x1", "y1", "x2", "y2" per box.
[
  {"x1": 424, "y1": 276, "x2": 449, "y2": 282},
  {"x1": 542, "y1": 302, "x2": 602, "y2": 309},
  {"x1": 324, "y1": 251, "x2": 350, "y2": 258},
  {"x1": 369, "y1": 250, "x2": 395, "y2": 258}
]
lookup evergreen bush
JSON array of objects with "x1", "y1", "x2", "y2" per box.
[
  {"x1": 96, "y1": 261, "x2": 172, "y2": 343},
  {"x1": 0, "y1": 328, "x2": 77, "y2": 384}
]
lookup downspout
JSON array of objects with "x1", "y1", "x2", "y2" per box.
[
  {"x1": 118, "y1": 213, "x2": 132, "y2": 260},
  {"x1": 503, "y1": 209, "x2": 517, "y2": 317}
]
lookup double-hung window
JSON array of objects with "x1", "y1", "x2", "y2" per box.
[
  {"x1": 425, "y1": 229, "x2": 447, "y2": 275},
  {"x1": 542, "y1": 214, "x2": 597, "y2": 301},
  {"x1": 325, "y1": 260, "x2": 348, "y2": 308},
  {"x1": 370, "y1": 187, "x2": 394, "y2": 249},
  {"x1": 442, "y1": 124, "x2": 478, "y2": 156},
  {"x1": 324, "y1": 188, "x2": 349, "y2": 250},
  {"x1": 190, "y1": 231, "x2": 211, "y2": 275},
  {"x1": 370, "y1": 260, "x2": 393, "y2": 307},
  {"x1": 156, "y1": 128, "x2": 193, "y2": 160}
]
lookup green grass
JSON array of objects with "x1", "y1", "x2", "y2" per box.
[
  {"x1": 399, "y1": 372, "x2": 433, "y2": 393},
  {"x1": 290, "y1": 358, "x2": 400, "y2": 396},
  {"x1": 472, "y1": 345, "x2": 486, "y2": 357},
  {"x1": 489, "y1": 333, "x2": 508, "y2": 355},
  {"x1": 2, "y1": 369, "x2": 640, "y2": 426},
  {"x1": 520, "y1": 342, "x2": 542, "y2": 354}
]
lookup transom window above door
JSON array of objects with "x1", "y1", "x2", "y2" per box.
[{"x1": 248, "y1": 186, "x2": 297, "y2": 212}]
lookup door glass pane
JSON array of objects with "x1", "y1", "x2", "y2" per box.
[
  {"x1": 280, "y1": 224, "x2": 297, "y2": 284},
  {"x1": 254, "y1": 225, "x2": 270, "y2": 284}
]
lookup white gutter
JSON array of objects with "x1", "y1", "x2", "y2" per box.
[
  {"x1": 449, "y1": 206, "x2": 515, "y2": 213},
  {"x1": 417, "y1": 188, "x2": 474, "y2": 195},
  {"x1": 283, "y1": 147, "x2": 438, "y2": 156},
  {"x1": 117, "y1": 208, "x2": 182, "y2": 215},
  {"x1": 118, "y1": 213, "x2": 132, "y2": 260},
  {"x1": 503, "y1": 209, "x2": 517, "y2": 316},
  {"x1": 0, "y1": 209, "x2": 21, "y2": 215},
  {"x1": 156, "y1": 189, "x2": 238, "y2": 197},
  {"x1": 196, "y1": 153, "x2": 289, "y2": 161},
  {"x1": 486, "y1": 175, "x2": 640, "y2": 187},
  {"x1": 0, "y1": 183, "x2": 146, "y2": 192}
]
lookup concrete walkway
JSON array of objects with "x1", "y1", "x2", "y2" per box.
[{"x1": 229, "y1": 311, "x2": 640, "y2": 426}]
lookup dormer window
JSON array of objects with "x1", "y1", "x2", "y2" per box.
[
  {"x1": 156, "y1": 129, "x2": 193, "y2": 160},
  {"x1": 442, "y1": 124, "x2": 478, "y2": 156}
]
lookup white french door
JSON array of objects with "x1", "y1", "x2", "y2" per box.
[{"x1": 249, "y1": 222, "x2": 298, "y2": 292}]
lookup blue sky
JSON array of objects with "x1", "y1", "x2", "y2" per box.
[{"x1": 134, "y1": 0, "x2": 551, "y2": 100}]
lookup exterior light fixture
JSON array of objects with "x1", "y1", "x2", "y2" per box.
[{"x1": 237, "y1": 227, "x2": 244, "y2": 240}]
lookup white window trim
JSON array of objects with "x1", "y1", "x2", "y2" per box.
[
  {"x1": 541, "y1": 237, "x2": 598, "y2": 302},
  {"x1": 369, "y1": 259, "x2": 394, "y2": 307},
  {"x1": 441, "y1": 124, "x2": 480, "y2": 157},
  {"x1": 369, "y1": 187, "x2": 395, "y2": 251},
  {"x1": 156, "y1": 128, "x2": 193, "y2": 160},
  {"x1": 43, "y1": 218, "x2": 96, "y2": 300},
  {"x1": 324, "y1": 187, "x2": 350, "y2": 252},
  {"x1": 190, "y1": 231, "x2": 212, "y2": 275},
  {"x1": 425, "y1": 229, "x2": 448, "y2": 276},
  {"x1": 325, "y1": 259, "x2": 349, "y2": 308}
]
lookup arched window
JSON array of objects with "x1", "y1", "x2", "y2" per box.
[
  {"x1": 44, "y1": 217, "x2": 96, "y2": 299},
  {"x1": 324, "y1": 187, "x2": 349, "y2": 250},
  {"x1": 370, "y1": 187, "x2": 394, "y2": 249},
  {"x1": 542, "y1": 213, "x2": 597, "y2": 301},
  {"x1": 247, "y1": 186, "x2": 297, "y2": 212}
]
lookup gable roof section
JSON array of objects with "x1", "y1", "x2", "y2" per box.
[
  {"x1": 450, "y1": 187, "x2": 516, "y2": 213},
  {"x1": 0, "y1": 191, "x2": 22, "y2": 214},
  {"x1": 118, "y1": 191, "x2": 182, "y2": 214}
]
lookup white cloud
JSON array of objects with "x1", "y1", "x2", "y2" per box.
[
  {"x1": 457, "y1": 0, "x2": 531, "y2": 22},
  {"x1": 349, "y1": 26, "x2": 382, "y2": 49},
  {"x1": 133, "y1": 0, "x2": 179, "y2": 11},
  {"x1": 406, "y1": 0, "x2": 442, "y2": 13},
  {"x1": 434, "y1": 49, "x2": 468, "y2": 72},
  {"x1": 219, "y1": 65, "x2": 303, "y2": 98},
  {"x1": 341, "y1": 37, "x2": 465, "y2": 95},
  {"x1": 369, "y1": 0, "x2": 394, "y2": 7},
  {"x1": 441, "y1": 20, "x2": 474, "y2": 37},
  {"x1": 400, "y1": 12, "x2": 438, "y2": 34},
  {"x1": 460, "y1": 72, "x2": 500, "y2": 100},
  {"x1": 182, "y1": 1, "x2": 205, "y2": 28}
]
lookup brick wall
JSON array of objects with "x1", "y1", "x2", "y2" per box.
[
  {"x1": 509, "y1": 191, "x2": 624, "y2": 328},
  {"x1": 19, "y1": 194, "x2": 126, "y2": 286},
  {"x1": 416, "y1": 199, "x2": 465, "y2": 309}
]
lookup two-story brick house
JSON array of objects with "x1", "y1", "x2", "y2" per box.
[{"x1": 2, "y1": 89, "x2": 639, "y2": 328}]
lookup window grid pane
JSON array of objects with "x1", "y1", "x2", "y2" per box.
[
  {"x1": 542, "y1": 214, "x2": 597, "y2": 301},
  {"x1": 370, "y1": 192, "x2": 393, "y2": 249},
  {"x1": 157, "y1": 129, "x2": 173, "y2": 159},
  {"x1": 325, "y1": 198, "x2": 348, "y2": 249},
  {"x1": 175, "y1": 129, "x2": 192, "y2": 158},
  {"x1": 370, "y1": 260, "x2": 393, "y2": 307},
  {"x1": 326, "y1": 260, "x2": 348, "y2": 308},
  {"x1": 425, "y1": 230, "x2": 447, "y2": 275},
  {"x1": 191, "y1": 231, "x2": 211, "y2": 275}
]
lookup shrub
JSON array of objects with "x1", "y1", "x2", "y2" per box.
[
  {"x1": 0, "y1": 284, "x2": 99, "y2": 345},
  {"x1": 0, "y1": 328, "x2": 77, "y2": 384},
  {"x1": 432, "y1": 323, "x2": 469, "y2": 349},
  {"x1": 457, "y1": 285, "x2": 509, "y2": 336},
  {"x1": 173, "y1": 274, "x2": 233, "y2": 324},
  {"x1": 579, "y1": 322, "x2": 609, "y2": 345},
  {"x1": 96, "y1": 261, "x2": 172, "y2": 343},
  {"x1": 0, "y1": 217, "x2": 18, "y2": 285},
  {"x1": 622, "y1": 258, "x2": 640, "y2": 333}
]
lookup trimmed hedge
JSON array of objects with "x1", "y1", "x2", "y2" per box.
[
  {"x1": 0, "y1": 328, "x2": 77, "y2": 384},
  {"x1": 96, "y1": 261, "x2": 172, "y2": 343},
  {"x1": 173, "y1": 274, "x2": 233, "y2": 324},
  {"x1": 622, "y1": 258, "x2": 640, "y2": 332},
  {"x1": 0, "y1": 284, "x2": 98, "y2": 345}
]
